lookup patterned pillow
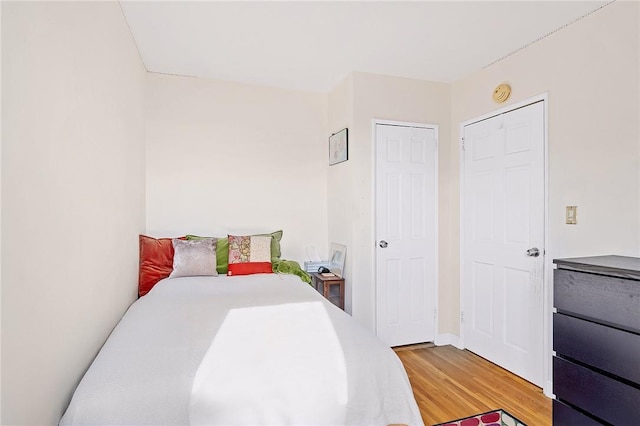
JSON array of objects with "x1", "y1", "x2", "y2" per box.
[
  {"x1": 188, "y1": 230, "x2": 283, "y2": 274},
  {"x1": 227, "y1": 235, "x2": 273, "y2": 276},
  {"x1": 169, "y1": 238, "x2": 218, "y2": 278}
]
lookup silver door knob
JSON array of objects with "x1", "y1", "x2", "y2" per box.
[
  {"x1": 526, "y1": 247, "x2": 540, "y2": 257},
  {"x1": 379, "y1": 240, "x2": 388, "y2": 248}
]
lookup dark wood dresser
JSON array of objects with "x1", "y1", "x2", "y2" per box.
[{"x1": 553, "y1": 255, "x2": 640, "y2": 425}]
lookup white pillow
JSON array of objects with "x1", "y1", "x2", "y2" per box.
[{"x1": 170, "y1": 238, "x2": 218, "y2": 278}]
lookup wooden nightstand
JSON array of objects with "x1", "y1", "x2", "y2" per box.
[{"x1": 311, "y1": 273, "x2": 345, "y2": 310}]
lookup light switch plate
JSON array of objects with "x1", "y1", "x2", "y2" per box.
[{"x1": 566, "y1": 206, "x2": 577, "y2": 224}]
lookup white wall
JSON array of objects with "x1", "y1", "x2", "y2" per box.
[
  {"x1": 327, "y1": 75, "x2": 354, "y2": 312},
  {"x1": 145, "y1": 74, "x2": 328, "y2": 263},
  {"x1": 1, "y1": 4, "x2": 637, "y2": 424},
  {"x1": 327, "y1": 72, "x2": 451, "y2": 330},
  {"x1": 0, "y1": 2, "x2": 4, "y2": 422},
  {"x1": 449, "y1": 0, "x2": 639, "y2": 391},
  {"x1": 1, "y1": 2, "x2": 146, "y2": 424}
]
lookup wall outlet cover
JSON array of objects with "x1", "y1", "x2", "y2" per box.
[{"x1": 566, "y1": 206, "x2": 577, "y2": 224}]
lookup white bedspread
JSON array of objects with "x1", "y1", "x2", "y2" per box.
[{"x1": 60, "y1": 274, "x2": 424, "y2": 425}]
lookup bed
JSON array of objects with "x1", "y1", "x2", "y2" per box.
[{"x1": 59, "y1": 273, "x2": 424, "y2": 425}]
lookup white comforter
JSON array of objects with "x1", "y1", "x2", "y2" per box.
[{"x1": 60, "y1": 274, "x2": 423, "y2": 425}]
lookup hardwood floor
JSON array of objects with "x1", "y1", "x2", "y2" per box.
[{"x1": 395, "y1": 345, "x2": 551, "y2": 426}]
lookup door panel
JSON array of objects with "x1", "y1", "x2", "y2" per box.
[
  {"x1": 376, "y1": 123, "x2": 437, "y2": 347},
  {"x1": 472, "y1": 171, "x2": 494, "y2": 240},
  {"x1": 503, "y1": 266, "x2": 531, "y2": 352},
  {"x1": 462, "y1": 102, "x2": 545, "y2": 386},
  {"x1": 387, "y1": 174, "x2": 402, "y2": 238},
  {"x1": 472, "y1": 261, "x2": 494, "y2": 337},
  {"x1": 410, "y1": 174, "x2": 426, "y2": 238},
  {"x1": 504, "y1": 165, "x2": 530, "y2": 243},
  {"x1": 409, "y1": 258, "x2": 426, "y2": 321}
]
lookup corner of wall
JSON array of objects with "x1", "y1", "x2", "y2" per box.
[
  {"x1": 0, "y1": 1, "x2": 3, "y2": 420},
  {"x1": 1, "y1": 2, "x2": 146, "y2": 423},
  {"x1": 327, "y1": 73, "x2": 356, "y2": 315},
  {"x1": 435, "y1": 333, "x2": 463, "y2": 350}
]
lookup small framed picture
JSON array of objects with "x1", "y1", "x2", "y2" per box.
[
  {"x1": 328, "y1": 242, "x2": 346, "y2": 278},
  {"x1": 329, "y1": 128, "x2": 348, "y2": 166}
]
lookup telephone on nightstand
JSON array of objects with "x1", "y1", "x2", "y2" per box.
[{"x1": 318, "y1": 266, "x2": 330, "y2": 274}]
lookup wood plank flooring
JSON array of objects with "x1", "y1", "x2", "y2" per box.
[{"x1": 395, "y1": 345, "x2": 551, "y2": 426}]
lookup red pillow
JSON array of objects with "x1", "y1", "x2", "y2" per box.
[
  {"x1": 139, "y1": 235, "x2": 175, "y2": 297},
  {"x1": 227, "y1": 262, "x2": 273, "y2": 276}
]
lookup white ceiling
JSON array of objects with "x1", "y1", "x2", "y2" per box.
[{"x1": 120, "y1": 1, "x2": 610, "y2": 92}]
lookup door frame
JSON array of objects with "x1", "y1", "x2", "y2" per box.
[
  {"x1": 458, "y1": 93, "x2": 552, "y2": 396},
  {"x1": 372, "y1": 119, "x2": 439, "y2": 343}
]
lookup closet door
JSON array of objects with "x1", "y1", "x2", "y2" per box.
[
  {"x1": 375, "y1": 122, "x2": 437, "y2": 347},
  {"x1": 462, "y1": 101, "x2": 545, "y2": 386}
]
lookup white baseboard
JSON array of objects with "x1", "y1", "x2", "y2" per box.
[
  {"x1": 434, "y1": 333, "x2": 463, "y2": 349},
  {"x1": 543, "y1": 380, "x2": 554, "y2": 398}
]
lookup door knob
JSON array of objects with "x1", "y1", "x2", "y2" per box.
[
  {"x1": 526, "y1": 247, "x2": 540, "y2": 257},
  {"x1": 379, "y1": 240, "x2": 388, "y2": 248}
]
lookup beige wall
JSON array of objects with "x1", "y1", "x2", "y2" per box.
[
  {"x1": 328, "y1": 72, "x2": 451, "y2": 330},
  {"x1": 145, "y1": 74, "x2": 328, "y2": 263},
  {"x1": 1, "y1": 2, "x2": 146, "y2": 424},
  {"x1": 330, "y1": 2, "x2": 639, "y2": 339},
  {"x1": 1, "y1": 2, "x2": 637, "y2": 423},
  {"x1": 327, "y1": 75, "x2": 354, "y2": 312},
  {"x1": 0, "y1": 2, "x2": 4, "y2": 422},
  {"x1": 448, "y1": 0, "x2": 640, "y2": 336}
]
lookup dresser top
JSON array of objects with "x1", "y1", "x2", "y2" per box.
[{"x1": 554, "y1": 255, "x2": 640, "y2": 280}]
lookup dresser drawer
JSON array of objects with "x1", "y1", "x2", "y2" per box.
[
  {"x1": 553, "y1": 356, "x2": 640, "y2": 425},
  {"x1": 554, "y1": 313, "x2": 640, "y2": 385},
  {"x1": 554, "y1": 269, "x2": 640, "y2": 333},
  {"x1": 553, "y1": 399, "x2": 604, "y2": 426}
]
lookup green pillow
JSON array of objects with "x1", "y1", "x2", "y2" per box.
[
  {"x1": 261, "y1": 230, "x2": 283, "y2": 262},
  {"x1": 186, "y1": 230, "x2": 283, "y2": 274}
]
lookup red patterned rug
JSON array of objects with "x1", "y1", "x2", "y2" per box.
[{"x1": 434, "y1": 409, "x2": 526, "y2": 426}]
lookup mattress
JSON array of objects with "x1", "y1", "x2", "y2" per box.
[{"x1": 59, "y1": 274, "x2": 424, "y2": 425}]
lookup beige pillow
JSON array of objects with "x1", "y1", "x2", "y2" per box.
[{"x1": 169, "y1": 238, "x2": 218, "y2": 278}]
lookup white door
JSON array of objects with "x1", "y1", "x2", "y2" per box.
[
  {"x1": 462, "y1": 101, "x2": 545, "y2": 386},
  {"x1": 375, "y1": 122, "x2": 437, "y2": 347}
]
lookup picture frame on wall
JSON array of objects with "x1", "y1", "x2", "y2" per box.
[
  {"x1": 328, "y1": 242, "x2": 347, "y2": 278},
  {"x1": 329, "y1": 128, "x2": 348, "y2": 166}
]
